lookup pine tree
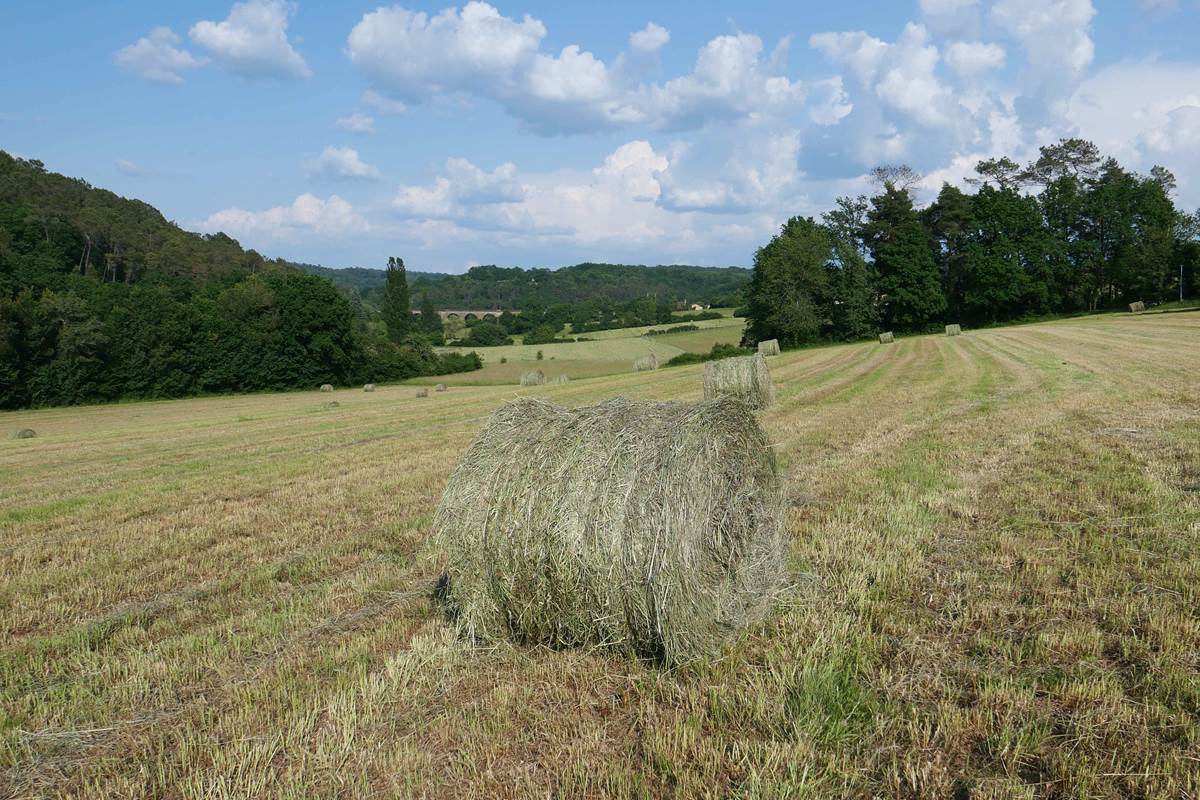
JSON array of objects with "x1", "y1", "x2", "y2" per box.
[{"x1": 382, "y1": 256, "x2": 411, "y2": 342}]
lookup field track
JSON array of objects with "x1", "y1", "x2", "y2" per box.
[{"x1": 1, "y1": 312, "x2": 1198, "y2": 798}]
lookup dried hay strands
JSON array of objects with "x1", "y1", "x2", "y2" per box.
[
  {"x1": 433, "y1": 396, "x2": 785, "y2": 664},
  {"x1": 633, "y1": 353, "x2": 660, "y2": 371},
  {"x1": 757, "y1": 339, "x2": 780, "y2": 357},
  {"x1": 702, "y1": 354, "x2": 774, "y2": 410}
]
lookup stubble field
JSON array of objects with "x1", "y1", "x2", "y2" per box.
[{"x1": 1, "y1": 311, "x2": 1198, "y2": 799}]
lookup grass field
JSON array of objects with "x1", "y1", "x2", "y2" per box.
[
  {"x1": 430, "y1": 314, "x2": 746, "y2": 385},
  {"x1": 2, "y1": 312, "x2": 1199, "y2": 798}
]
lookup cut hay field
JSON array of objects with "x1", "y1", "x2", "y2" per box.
[{"x1": 2, "y1": 312, "x2": 1199, "y2": 798}]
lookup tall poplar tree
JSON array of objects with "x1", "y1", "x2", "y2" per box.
[{"x1": 382, "y1": 256, "x2": 411, "y2": 342}]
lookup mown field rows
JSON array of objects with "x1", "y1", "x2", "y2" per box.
[{"x1": 1, "y1": 312, "x2": 1197, "y2": 798}]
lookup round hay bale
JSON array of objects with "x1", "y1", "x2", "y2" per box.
[
  {"x1": 9, "y1": 429, "x2": 36, "y2": 440},
  {"x1": 363, "y1": 383, "x2": 376, "y2": 392},
  {"x1": 757, "y1": 339, "x2": 781, "y2": 357},
  {"x1": 519, "y1": 370, "x2": 546, "y2": 386},
  {"x1": 322, "y1": 401, "x2": 340, "y2": 410},
  {"x1": 435, "y1": 383, "x2": 448, "y2": 392},
  {"x1": 551, "y1": 374, "x2": 570, "y2": 384},
  {"x1": 945, "y1": 324, "x2": 962, "y2": 336},
  {"x1": 433, "y1": 396, "x2": 785, "y2": 664},
  {"x1": 633, "y1": 353, "x2": 659, "y2": 371},
  {"x1": 1129, "y1": 300, "x2": 1146, "y2": 313},
  {"x1": 320, "y1": 383, "x2": 334, "y2": 392},
  {"x1": 416, "y1": 388, "x2": 430, "y2": 398},
  {"x1": 703, "y1": 354, "x2": 774, "y2": 410},
  {"x1": 878, "y1": 331, "x2": 894, "y2": 344}
]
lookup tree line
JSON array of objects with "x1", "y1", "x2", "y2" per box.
[
  {"x1": 742, "y1": 140, "x2": 1200, "y2": 348},
  {"x1": 0, "y1": 153, "x2": 479, "y2": 410}
]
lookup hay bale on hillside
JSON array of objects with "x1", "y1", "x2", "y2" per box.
[
  {"x1": 633, "y1": 353, "x2": 659, "y2": 371},
  {"x1": 878, "y1": 332, "x2": 894, "y2": 344},
  {"x1": 416, "y1": 388, "x2": 429, "y2": 398},
  {"x1": 1129, "y1": 300, "x2": 1146, "y2": 313},
  {"x1": 551, "y1": 374, "x2": 570, "y2": 384},
  {"x1": 322, "y1": 401, "x2": 339, "y2": 410},
  {"x1": 8, "y1": 429, "x2": 36, "y2": 440},
  {"x1": 757, "y1": 339, "x2": 781, "y2": 357},
  {"x1": 703, "y1": 354, "x2": 774, "y2": 410},
  {"x1": 520, "y1": 370, "x2": 546, "y2": 386},
  {"x1": 433, "y1": 396, "x2": 785, "y2": 664},
  {"x1": 945, "y1": 324, "x2": 962, "y2": 336},
  {"x1": 363, "y1": 383, "x2": 376, "y2": 392},
  {"x1": 435, "y1": 383, "x2": 448, "y2": 392},
  {"x1": 320, "y1": 384, "x2": 333, "y2": 392}
]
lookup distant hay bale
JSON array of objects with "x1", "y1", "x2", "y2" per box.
[
  {"x1": 363, "y1": 383, "x2": 376, "y2": 392},
  {"x1": 945, "y1": 324, "x2": 962, "y2": 336},
  {"x1": 416, "y1": 388, "x2": 429, "y2": 398},
  {"x1": 757, "y1": 339, "x2": 780, "y2": 357},
  {"x1": 703, "y1": 354, "x2": 774, "y2": 410},
  {"x1": 551, "y1": 374, "x2": 570, "y2": 384},
  {"x1": 320, "y1": 384, "x2": 333, "y2": 392},
  {"x1": 322, "y1": 401, "x2": 339, "y2": 410},
  {"x1": 435, "y1": 383, "x2": 448, "y2": 392},
  {"x1": 878, "y1": 332, "x2": 894, "y2": 344},
  {"x1": 433, "y1": 396, "x2": 785, "y2": 664},
  {"x1": 633, "y1": 353, "x2": 659, "y2": 371},
  {"x1": 8, "y1": 429, "x2": 36, "y2": 440},
  {"x1": 1129, "y1": 300, "x2": 1146, "y2": 313},
  {"x1": 520, "y1": 370, "x2": 547, "y2": 386}
]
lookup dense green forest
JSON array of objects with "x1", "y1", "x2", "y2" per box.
[
  {"x1": 743, "y1": 141, "x2": 1200, "y2": 349},
  {"x1": 300, "y1": 261, "x2": 751, "y2": 311},
  {"x1": 0, "y1": 151, "x2": 478, "y2": 410}
]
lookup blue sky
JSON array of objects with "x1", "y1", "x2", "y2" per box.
[{"x1": 2, "y1": 1, "x2": 1198, "y2": 273}]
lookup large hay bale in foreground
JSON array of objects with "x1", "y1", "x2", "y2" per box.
[
  {"x1": 520, "y1": 370, "x2": 546, "y2": 386},
  {"x1": 757, "y1": 339, "x2": 781, "y2": 357},
  {"x1": 945, "y1": 324, "x2": 962, "y2": 336},
  {"x1": 320, "y1": 384, "x2": 333, "y2": 392},
  {"x1": 633, "y1": 353, "x2": 659, "y2": 371},
  {"x1": 8, "y1": 429, "x2": 36, "y2": 440},
  {"x1": 415, "y1": 388, "x2": 429, "y2": 398},
  {"x1": 434, "y1": 397, "x2": 785, "y2": 664},
  {"x1": 363, "y1": 383, "x2": 376, "y2": 392},
  {"x1": 435, "y1": 383, "x2": 448, "y2": 392},
  {"x1": 703, "y1": 354, "x2": 774, "y2": 410},
  {"x1": 1129, "y1": 300, "x2": 1146, "y2": 313},
  {"x1": 879, "y1": 332, "x2": 894, "y2": 344}
]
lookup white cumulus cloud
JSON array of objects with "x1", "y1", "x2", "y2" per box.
[
  {"x1": 630, "y1": 22, "x2": 670, "y2": 53},
  {"x1": 114, "y1": 27, "x2": 202, "y2": 84},
  {"x1": 190, "y1": 0, "x2": 311, "y2": 80},
  {"x1": 345, "y1": 2, "x2": 805, "y2": 134},
  {"x1": 203, "y1": 193, "x2": 369, "y2": 237},
  {"x1": 306, "y1": 146, "x2": 382, "y2": 181}
]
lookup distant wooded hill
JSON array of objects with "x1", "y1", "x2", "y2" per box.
[
  {"x1": 296, "y1": 262, "x2": 751, "y2": 310},
  {"x1": 0, "y1": 151, "x2": 478, "y2": 409}
]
